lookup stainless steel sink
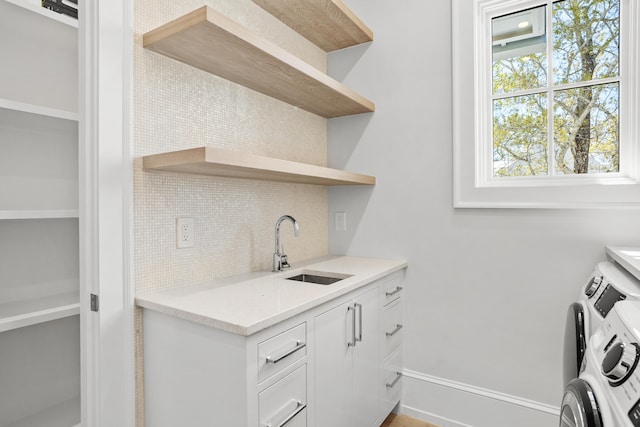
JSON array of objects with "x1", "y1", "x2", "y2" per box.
[{"x1": 286, "y1": 271, "x2": 352, "y2": 285}]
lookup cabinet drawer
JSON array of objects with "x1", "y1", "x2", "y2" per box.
[
  {"x1": 380, "y1": 275, "x2": 404, "y2": 306},
  {"x1": 259, "y1": 364, "x2": 307, "y2": 427},
  {"x1": 382, "y1": 300, "x2": 402, "y2": 357},
  {"x1": 381, "y1": 348, "x2": 403, "y2": 416},
  {"x1": 258, "y1": 322, "x2": 306, "y2": 383}
]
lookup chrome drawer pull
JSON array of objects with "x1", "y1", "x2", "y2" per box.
[
  {"x1": 386, "y1": 372, "x2": 402, "y2": 389},
  {"x1": 266, "y1": 400, "x2": 306, "y2": 427},
  {"x1": 385, "y1": 286, "x2": 404, "y2": 297},
  {"x1": 386, "y1": 324, "x2": 403, "y2": 337},
  {"x1": 266, "y1": 341, "x2": 306, "y2": 364}
]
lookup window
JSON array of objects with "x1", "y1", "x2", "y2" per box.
[{"x1": 453, "y1": 0, "x2": 640, "y2": 208}]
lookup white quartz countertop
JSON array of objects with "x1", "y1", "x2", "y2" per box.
[
  {"x1": 136, "y1": 256, "x2": 407, "y2": 336},
  {"x1": 607, "y1": 246, "x2": 640, "y2": 281}
]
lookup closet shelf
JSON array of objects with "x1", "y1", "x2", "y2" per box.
[
  {"x1": 0, "y1": 210, "x2": 79, "y2": 220},
  {"x1": 143, "y1": 6, "x2": 375, "y2": 118},
  {"x1": 0, "y1": 98, "x2": 78, "y2": 121},
  {"x1": 142, "y1": 147, "x2": 376, "y2": 186},
  {"x1": 251, "y1": 0, "x2": 373, "y2": 52},
  {"x1": 5, "y1": 0, "x2": 77, "y2": 28},
  {"x1": 4, "y1": 397, "x2": 80, "y2": 427},
  {"x1": 0, "y1": 292, "x2": 80, "y2": 333}
]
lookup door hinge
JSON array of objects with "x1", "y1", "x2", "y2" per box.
[{"x1": 90, "y1": 294, "x2": 99, "y2": 312}]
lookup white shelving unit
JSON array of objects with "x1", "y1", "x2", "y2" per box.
[
  {"x1": 0, "y1": 210, "x2": 79, "y2": 220},
  {"x1": 0, "y1": 98, "x2": 78, "y2": 121},
  {"x1": 5, "y1": 0, "x2": 77, "y2": 28},
  {"x1": 0, "y1": 0, "x2": 80, "y2": 425}
]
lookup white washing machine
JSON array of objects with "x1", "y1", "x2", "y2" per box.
[
  {"x1": 563, "y1": 259, "x2": 640, "y2": 387},
  {"x1": 560, "y1": 300, "x2": 640, "y2": 426}
]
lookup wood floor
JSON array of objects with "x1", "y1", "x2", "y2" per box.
[{"x1": 381, "y1": 413, "x2": 440, "y2": 427}]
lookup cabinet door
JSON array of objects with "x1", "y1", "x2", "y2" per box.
[
  {"x1": 352, "y1": 287, "x2": 380, "y2": 427},
  {"x1": 314, "y1": 300, "x2": 352, "y2": 427}
]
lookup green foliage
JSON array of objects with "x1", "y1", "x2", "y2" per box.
[{"x1": 492, "y1": 0, "x2": 619, "y2": 177}]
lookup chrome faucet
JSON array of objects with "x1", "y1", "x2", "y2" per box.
[{"x1": 273, "y1": 215, "x2": 300, "y2": 272}]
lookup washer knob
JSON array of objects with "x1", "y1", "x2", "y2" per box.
[
  {"x1": 585, "y1": 276, "x2": 603, "y2": 297},
  {"x1": 602, "y1": 342, "x2": 638, "y2": 383}
]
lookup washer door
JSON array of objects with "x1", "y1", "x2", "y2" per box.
[
  {"x1": 563, "y1": 303, "x2": 587, "y2": 387},
  {"x1": 560, "y1": 379, "x2": 602, "y2": 427}
]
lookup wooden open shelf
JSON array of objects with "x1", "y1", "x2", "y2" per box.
[
  {"x1": 251, "y1": 0, "x2": 373, "y2": 52},
  {"x1": 143, "y1": 6, "x2": 374, "y2": 118},
  {"x1": 143, "y1": 147, "x2": 376, "y2": 186}
]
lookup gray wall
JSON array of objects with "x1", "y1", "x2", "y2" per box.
[{"x1": 328, "y1": 0, "x2": 640, "y2": 413}]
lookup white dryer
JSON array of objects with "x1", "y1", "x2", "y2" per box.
[
  {"x1": 560, "y1": 300, "x2": 640, "y2": 427},
  {"x1": 563, "y1": 260, "x2": 640, "y2": 387}
]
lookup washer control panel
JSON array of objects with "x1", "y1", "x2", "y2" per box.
[
  {"x1": 584, "y1": 262, "x2": 640, "y2": 319},
  {"x1": 590, "y1": 301, "x2": 640, "y2": 426}
]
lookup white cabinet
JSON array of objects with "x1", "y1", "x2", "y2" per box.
[
  {"x1": 380, "y1": 275, "x2": 405, "y2": 418},
  {"x1": 0, "y1": 1, "x2": 80, "y2": 426},
  {"x1": 141, "y1": 266, "x2": 406, "y2": 427},
  {"x1": 314, "y1": 286, "x2": 380, "y2": 427},
  {"x1": 143, "y1": 310, "x2": 309, "y2": 427}
]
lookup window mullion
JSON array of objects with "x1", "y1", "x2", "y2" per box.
[{"x1": 546, "y1": 0, "x2": 555, "y2": 176}]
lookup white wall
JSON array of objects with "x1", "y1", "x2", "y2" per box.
[{"x1": 328, "y1": 1, "x2": 640, "y2": 425}]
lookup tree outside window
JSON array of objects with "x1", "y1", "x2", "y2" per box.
[{"x1": 491, "y1": 0, "x2": 620, "y2": 178}]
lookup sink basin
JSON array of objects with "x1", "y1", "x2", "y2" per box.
[{"x1": 286, "y1": 271, "x2": 352, "y2": 285}]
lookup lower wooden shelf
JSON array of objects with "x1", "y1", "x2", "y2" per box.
[{"x1": 142, "y1": 147, "x2": 376, "y2": 186}]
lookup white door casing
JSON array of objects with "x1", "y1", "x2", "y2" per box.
[{"x1": 79, "y1": 0, "x2": 135, "y2": 425}]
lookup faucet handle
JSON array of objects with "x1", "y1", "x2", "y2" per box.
[{"x1": 280, "y1": 254, "x2": 291, "y2": 269}]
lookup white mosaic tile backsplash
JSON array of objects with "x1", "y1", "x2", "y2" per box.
[
  {"x1": 134, "y1": 1, "x2": 330, "y2": 424},
  {"x1": 134, "y1": 0, "x2": 329, "y2": 295}
]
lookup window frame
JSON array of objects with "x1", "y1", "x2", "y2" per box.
[{"x1": 453, "y1": 0, "x2": 640, "y2": 208}]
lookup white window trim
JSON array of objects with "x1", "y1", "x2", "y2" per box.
[{"x1": 453, "y1": 0, "x2": 640, "y2": 208}]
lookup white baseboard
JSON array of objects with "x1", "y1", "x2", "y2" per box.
[
  {"x1": 401, "y1": 405, "x2": 474, "y2": 427},
  {"x1": 400, "y1": 369, "x2": 560, "y2": 427}
]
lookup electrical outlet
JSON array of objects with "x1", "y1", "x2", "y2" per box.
[
  {"x1": 335, "y1": 212, "x2": 347, "y2": 231},
  {"x1": 176, "y1": 217, "x2": 194, "y2": 248}
]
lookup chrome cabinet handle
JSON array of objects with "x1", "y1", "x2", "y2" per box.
[
  {"x1": 386, "y1": 324, "x2": 403, "y2": 337},
  {"x1": 266, "y1": 340, "x2": 306, "y2": 364},
  {"x1": 347, "y1": 305, "x2": 357, "y2": 347},
  {"x1": 386, "y1": 372, "x2": 402, "y2": 389},
  {"x1": 385, "y1": 286, "x2": 403, "y2": 297},
  {"x1": 266, "y1": 400, "x2": 306, "y2": 427},
  {"x1": 355, "y1": 302, "x2": 363, "y2": 342}
]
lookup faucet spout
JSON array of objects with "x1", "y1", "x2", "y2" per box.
[{"x1": 273, "y1": 215, "x2": 300, "y2": 272}]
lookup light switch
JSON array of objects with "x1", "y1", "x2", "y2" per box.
[{"x1": 335, "y1": 212, "x2": 347, "y2": 231}]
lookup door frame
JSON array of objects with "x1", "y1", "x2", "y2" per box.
[{"x1": 79, "y1": 0, "x2": 135, "y2": 425}]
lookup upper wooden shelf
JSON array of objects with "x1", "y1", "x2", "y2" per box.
[
  {"x1": 251, "y1": 0, "x2": 373, "y2": 52},
  {"x1": 143, "y1": 6, "x2": 375, "y2": 118},
  {"x1": 142, "y1": 147, "x2": 376, "y2": 186}
]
